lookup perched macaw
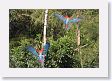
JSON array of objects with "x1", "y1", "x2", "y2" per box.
[
  {"x1": 27, "y1": 42, "x2": 50, "y2": 63},
  {"x1": 54, "y1": 13, "x2": 81, "y2": 30}
]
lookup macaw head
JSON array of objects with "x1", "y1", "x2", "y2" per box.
[
  {"x1": 64, "y1": 15, "x2": 69, "y2": 18},
  {"x1": 64, "y1": 15, "x2": 73, "y2": 25},
  {"x1": 64, "y1": 15, "x2": 72, "y2": 19},
  {"x1": 39, "y1": 48, "x2": 44, "y2": 53}
]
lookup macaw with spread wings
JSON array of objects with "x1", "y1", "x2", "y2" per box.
[
  {"x1": 54, "y1": 13, "x2": 81, "y2": 30},
  {"x1": 27, "y1": 42, "x2": 50, "y2": 63}
]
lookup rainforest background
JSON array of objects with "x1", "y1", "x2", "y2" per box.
[{"x1": 9, "y1": 9, "x2": 99, "y2": 68}]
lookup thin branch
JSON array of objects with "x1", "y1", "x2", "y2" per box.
[{"x1": 74, "y1": 44, "x2": 88, "y2": 51}]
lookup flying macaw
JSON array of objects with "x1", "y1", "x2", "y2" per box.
[
  {"x1": 27, "y1": 42, "x2": 50, "y2": 63},
  {"x1": 54, "y1": 13, "x2": 81, "y2": 30}
]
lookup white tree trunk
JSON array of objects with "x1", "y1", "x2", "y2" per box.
[
  {"x1": 43, "y1": 9, "x2": 48, "y2": 46},
  {"x1": 41, "y1": 9, "x2": 48, "y2": 68}
]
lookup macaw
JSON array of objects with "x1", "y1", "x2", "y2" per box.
[
  {"x1": 27, "y1": 42, "x2": 50, "y2": 63},
  {"x1": 54, "y1": 13, "x2": 81, "y2": 30}
]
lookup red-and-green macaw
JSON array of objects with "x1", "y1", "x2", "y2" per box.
[
  {"x1": 54, "y1": 13, "x2": 81, "y2": 30},
  {"x1": 27, "y1": 42, "x2": 50, "y2": 63}
]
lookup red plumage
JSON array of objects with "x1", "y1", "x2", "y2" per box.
[{"x1": 36, "y1": 48, "x2": 44, "y2": 55}]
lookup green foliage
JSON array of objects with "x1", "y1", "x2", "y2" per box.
[{"x1": 9, "y1": 9, "x2": 99, "y2": 68}]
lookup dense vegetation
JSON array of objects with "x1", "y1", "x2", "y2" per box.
[{"x1": 9, "y1": 9, "x2": 99, "y2": 68}]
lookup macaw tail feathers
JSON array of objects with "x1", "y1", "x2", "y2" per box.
[
  {"x1": 65, "y1": 23, "x2": 72, "y2": 30},
  {"x1": 43, "y1": 42, "x2": 50, "y2": 55}
]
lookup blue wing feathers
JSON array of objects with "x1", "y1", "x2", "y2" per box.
[
  {"x1": 43, "y1": 42, "x2": 50, "y2": 55},
  {"x1": 69, "y1": 18, "x2": 81, "y2": 23},
  {"x1": 26, "y1": 43, "x2": 50, "y2": 62},
  {"x1": 54, "y1": 13, "x2": 65, "y2": 22},
  {"x1": 27, "y1": 46, "x2": 38, "y2": 56},
  {"x1": 44, "y1": 42, "x2": 50, "y2": 51}
]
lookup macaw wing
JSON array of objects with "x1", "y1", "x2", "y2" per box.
[
  {"x1": 26, "y1": 46, "x2": 38, "y2": 56},
  {"x1": 69, "y1": 18, "x2": 81, "y2": 23},
  {"x1": 42, "y1": 42, "x2": 50, "y2": 55},
  {"x1": 54, "y1": 13, "x2": 65, "y2": 22}
]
